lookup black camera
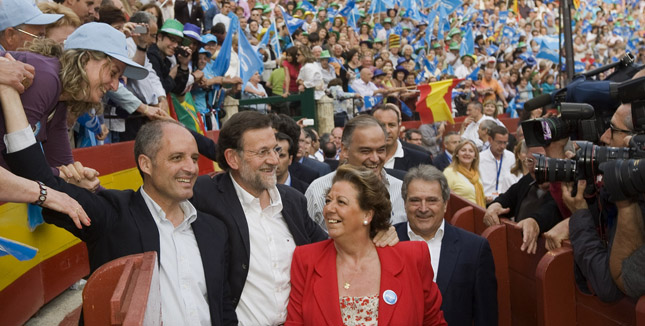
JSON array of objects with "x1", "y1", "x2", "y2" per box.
[
  {"x1": 176, "y1": 47, "x2": 190, "y2": 57},
  {"x1": 598, "y1": 134, "x2": 645, "y2": 201},
  {"x1": 522, "y1": 103, "x2": 606, "y2": 146}
]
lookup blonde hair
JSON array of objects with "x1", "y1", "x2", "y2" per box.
[
  {"x1": 449, "y1": 139, "x2": 480, "y2": 171},
  {"x1": 38, "y1": 2, "x2": 81, "y2": 30},
  {"x1": 510, "y1": 140, "x2": 527, "y2": 176}
]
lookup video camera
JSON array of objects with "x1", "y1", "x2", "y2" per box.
[{"x1": 521, "y1": 53, "x2": 644, "y2": 147}]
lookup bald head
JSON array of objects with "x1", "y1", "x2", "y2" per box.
[{"x1": 360, "y1": 68, "x2": 373, "y2": 83}]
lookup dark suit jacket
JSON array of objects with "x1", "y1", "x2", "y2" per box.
[
  {"x1": 174, "y1": 0, "x2": 205, "y2": 29},
  {"x1": 285, "y1": 240, "x2": 447, "y2": 326},
  {"x1": 385, "y1": 167, "x2": 406, "y2": 181},
  {"x1": 191, "y1": 172, "x2": 328, "y2": 307},
  {"x1": 492, "y1": 173, "x2": 562, "y2": 233},
  {"x1": 433, "y1": 151, "x2": 451, "y2": 171},
  {"x1": 402, "y1": 140, "x2": 434, "y2": 159},
  {"x1": 6, "y1": 144, "x2": 236, "y2": 325},
  {"x1": 289, "y1": 161, "x2": 319, "y2": 184},
  {"x1": 301, "y1": 156, "x2": 331, "y2": 177},
  {"x1": 394, "y1": 145, "x2": 434, "y2": 172},
  {"x1": 289, "y1": 175, "x2": 309, "y2": 194},
  {"x1": 324, "y1": 158, "x2": 339, "y2": 171},
  {"x1": 395, "y1": 222, "x2": 498, "y2": 326}
]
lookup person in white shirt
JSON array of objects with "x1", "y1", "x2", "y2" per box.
[
  {"x1": 461, "y1": 101, "x2": 494, "y2": 149},
  {"x1": 394, "y1": 164, "x2": 497, "y2": 325},
  {"x1": 349, "y1": 67, "x2": 395, "y2": 98},
  {"x1": 212, "y1": 0, "x2": 231, "y2": 29},
  {"x1": 479, "y1": 125, "x2": 517, "y2": 203}
]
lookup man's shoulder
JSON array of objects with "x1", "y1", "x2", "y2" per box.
[
  {"x1": 446, "y1": 223, "x2": 489, "y2": 249},
  {"x1": 306, "y1": 170, "x2": 336, "y2": 193}
]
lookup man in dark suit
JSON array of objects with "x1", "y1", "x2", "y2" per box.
[
  {"x1": 321, "y1": 140, "x2": 339, "y2": 171},
  {"x1": 276, "y1": 132, "x2": 309, "y2": 193},
  {"x1": 297, "y1": 127, "x2": 332, "y2": 177},
  {"x1": 394, "y1": 165, "x2": 498, "y2": 326},
  {"x1": 433, "y1": 131, "x2": 461, "y2": 171},
  {"x1": 174, "y1": 0, "x2": 205, "y2": 29},
  {"x1": 269, "y1": 114, "x2": 320, "y2": 184},
  {"x1": 5, "y1": 120, "x2": 236, "y2": 325},
  {"x1": 372, "y1": 104, "x2": 433, "y2": 172}
]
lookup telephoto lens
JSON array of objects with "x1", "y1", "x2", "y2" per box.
[
  {"x1": 532, "y1": 153, "x2": 577, "y2": 184},
  {"x1": 522, "y1": 117, "x2": 575, "y2": 147},
  {"x1": 600, "y1": 159, "x2": 645, "y2": 202}
]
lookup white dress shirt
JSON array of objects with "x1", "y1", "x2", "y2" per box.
[
  {"x1": 305, "y1": 169, "x2": 408, "y2": 231},
  {"x1": 231, "y1": 176, "x2": 296, "y2": 326},
  {"x1": 350, "y1": 78, "x2": 379, "y2": 97},
  {"x1": 140, "y1": 187, "x2": 211, "y2": 326},
  {"x1": 478, "y1": 148, "x2": 516, "y2": 198},
  {"x1": 462, "y1": 115, "x2": 494, "y2": 146},
  {"x1": 384, "y1": 139, "x2": 405, "y2": 169},
  {"x1": 407, "y1": 219, "x2": 445, "y2": 282},
  {"x1": 212, "y1": 13, "x2": 231, "y2": 30}
]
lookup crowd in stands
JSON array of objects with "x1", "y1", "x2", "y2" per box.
[{"x1": 2, "y1": 0, "x2": 645, "y2": 324}]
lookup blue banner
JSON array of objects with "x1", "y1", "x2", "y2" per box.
[
  {"x1": 299, "y1": 0, "x2": 316, "y2": 12},
  {"x1": 280, "y1": 6, "x2": 305, "y2": 35},
  {"x1": 363, "y1": 95, "x2": 384, "y2": 110},
  {"x1": 440, "y1": 0, "x2": 462, "y2": 14},
  {"x1": 238, "y1": 21, "x2": 265, "y2": 91},
  {"x1": 0, "y1": 236, "x2": 38, "y2": 261},
  {"x1": 339, "y1": 0, "x2": 355, "y2": 17},
  {"x1": 459, "y1": 25, "x2": 474, "y2": 57}
]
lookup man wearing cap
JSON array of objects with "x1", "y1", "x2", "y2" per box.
[
  {"x1": 376, "y1": 17, "x2": 393, "y2": 42},
  {"x1": 319, "y1": 50, "x2": 336, "y2": 88},
  {"x1": 148, "y1": 19, "x2": 193, "y2": 95},
  {"x1": 0, "y1": 0, "x2": 63, "y2": 52},
  {"x1": 53, "y1": 0, "x2": 95, "y2": 23}
]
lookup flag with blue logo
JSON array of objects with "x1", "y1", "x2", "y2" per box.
[
  {"x1": 461, "y1": 5, "x2": 478, "y2": 22},
  {"x1": 238, "y1": 22, "x2": 264, "y2": 90},
  {"x1": 486, "y1": 43, "x2": 499, "y2": 56},
  {"x1": 499, "y1": 11, "x2": 509, "y2": 24},
  {"x1": 423, "y1": 0, "x2": 440, "y2": 8},
  {"x1": 422, "y1": 56, "x2": 436, "y2": 74},
  {"x1": 399, "y1": 99, "x2": 413, "y2": 117},
  {"x1": 363, "y1": 95, "x2": 384, "y2": 110},
  {"x1": 440, "y1": 0, "x2": 462, "y2": 14},
  {"x1": 299, "y1": 0, "x2": 316, "y2": 12},
  {"x1": 467, "y1": 66, "x2": 480, "y2": 80},
  {"x1": 339, "y1": 0, "x2": 355, "y2": 16},
  {"x1": 259, "y1": 21, "x2": 276, "y2": 47},
  {"x1": 574, "y1": 61, "x2": 586, "y2": 73},
  {"x1": 507, "y1": 97, "x2": 518, "y2": 118},
  {"x1": 280, "y1": 6, "x2": 305, "y2": 35},
  {"x1": 459, "y1": 25, "x2": 474, "y2": 57},
  {"x1": 0, "y1": 236, "x2": 38, "y2": 261},
  {"x1": 534, "y1": 35, "x2": 560, "y2": 50},
  {"x1": 437, "y1": 6, "x2": 448, "y2": 40},
  {"x1": 210, "y1": 18, "x2": 234, "y2": 76},
  {"x1": 501, "y1": 26, "x2": 515, "y2": 43},
  {"x1": 425, "y1": 11, "x2": 437, "y2": 44},
  {"x1": 536, "y1": 39, "x2": 560, "y2": 63},
  {"x1": 442, "y1": 64, "x2": 454, "y2": 76},
  {"x1": 415, "y1": 69, "x2": 427, "y2": 84},
  {"x1": 368, "y1": 0, "x2": 395, "y2": 14}
]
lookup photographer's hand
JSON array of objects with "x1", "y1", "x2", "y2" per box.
[
  {"x1": 562, "y1": 180, "x2": 588, "y2": 212},
  {"x1": 544, "y1": 218, "x2": 570, "y2": 251}
]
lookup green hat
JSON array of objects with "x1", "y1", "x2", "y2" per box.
[
  {"x1": 358, "y1": 9, "x2": 366, "y2": 17},
  {"x1": 432, "y1": 42, "x2": 442, "y2": 49},
  {"x1": 263, "y1": 5, "x2": 271, "y2": 14},
  {"x1": 253, "y1": 3, "x2": 264, "y2": 10},
  {"x1": 160, "y1": 19, "x2": 184, "y2": 38},
  {"x1": 361, "y1": 21, "x2": 371, "y2": 27},
  {"x1": 627, "y1": 16, "x2": 635, "y2": 22},
  {"x1": 461, "y1": 53, "x2": 475, "y2": 60},
  {"x1": 356, "y1": 0, "x2": 363, "y2": 2},
  {"x1": 329, "y1": 30, "x2": 340, "y2": 39},
  {"x1": 449, "y1": 41, "x2": 460, "y2": 51},
  {"x1": 402, "y1": 26, "x2": 411, "y2": 31},
  {"x1": 518, "y1": 41, "x2": 527, "y2": 47},
  {"x1": 302, "y1": 31, "x2": 309, "y2": 36},
  {"x1": 374, "y1": 38, "x2": 384, "y2": 43},
  {"x1": 383, "y1": 18, "x2": 392, "y2": 24},
  {"x1": 319, "y1": 50, "x2": 331, "y2": 59},
  {"x1": 318, "y1": 6, "x2": 326, "y2": 11},
  {"x1": 448, "y1": 28, "x2": 460, "y2": 36},
  {"x1": 330, "y1": 2, "x2": 341, "y2": 7}
]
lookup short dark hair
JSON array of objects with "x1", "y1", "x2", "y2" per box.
[
  {"x1": 372, "y1": 103, "x2": 401, "y2": 122},
  {"x1": 332, "y1": 165, "x2": 392, "y2": 238},
  {"x1": 98, "y1": 5, "x2": 126, "y2": 26},
  {"x1": 305, "y1": 127, "x2": 318, "y2": 142},
  {"x1": 275, "y1": 132, "x2": 293, "y2": 157},
  {"x1": 217, "y1": 111, "x2": 272, "y2": 171},
  {"x1": 130, "y1": 11, "x2": 154, "y2": 24},
  {"x1": 269, "y1": 113, "x2": 300, "y2": 157},
  {"x1": 322, "y1": 141, "x2": 337, "y2": 158},
  {"x1": 134, "y1": 120, "x2": 185, "y2": 178},
  {"x1": 405, "y1": 129, "x2": 421, "y2": 141},
  {"x1": 211, "y1": 22, "x2": 226, "y2": 35},
  {"x1": 341, "y1": 115, "x2": 386, "y2": 148},
  {"x1": 489, "y1": 125, "x2": 509, "y2": 139}
]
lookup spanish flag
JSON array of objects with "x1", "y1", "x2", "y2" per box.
[{"x1": 416, "y1": 79, "x2": 462, "y2": 124}]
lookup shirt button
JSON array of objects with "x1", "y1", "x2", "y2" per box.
[{"x1": 242, "y1": 264, "x2": 248, "y2": 270}]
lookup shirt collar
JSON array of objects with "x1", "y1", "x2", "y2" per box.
[
  {"x1": 407, "y1": 219, "x2": 445, "y2": 242},
  {"x1": 285, "y1": 173, "x2": 292, "y2": 186},
  {"x1": 393, "y1": 139, "x2": 405, "y2": 159},
  {"x1": 140, "y1": 186, "x2": 198, "y2": 228},
  {"x1": 230, "y1": 173, "x2": 283, "y2": 210}
]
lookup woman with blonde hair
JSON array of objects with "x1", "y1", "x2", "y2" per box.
[
  {"x1": 443, "y1": 140, "x2": 486, "y2": 206},
  {"x1": 37, "y1": 2, "x2": 81, "y2": 43}
]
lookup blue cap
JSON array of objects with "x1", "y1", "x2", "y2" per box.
[
  {"x1": 201, "y1": 33, "x2": 218, "y2": 44},
  {"x1": 183, "y1": 23, "x2": 202, "y2": 42},
  {"x1": 0, "y1": 0, "x2": 62, "y2": 31},
  {"x1": 64, "y1": 23, "x2": 148, "y2": 80},
  {"x1": 373, "y1": 69, "x2": 386, "y2": 77},
  {"x1": 198, "y1": 48, "x2": 212, "y2": 58}
]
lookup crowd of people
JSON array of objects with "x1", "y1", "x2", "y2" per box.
[{"x1": 2, "y1": 0, "x2": 645, "y2": 324}]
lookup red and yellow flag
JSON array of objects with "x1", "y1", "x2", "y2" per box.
[{"x1": 416, "y1": 79, "x2": 463, "y2": 124}]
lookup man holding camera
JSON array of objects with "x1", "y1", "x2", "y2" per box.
[{"x1": 147, "y1": 19, "x2": 193, "y2": 95}]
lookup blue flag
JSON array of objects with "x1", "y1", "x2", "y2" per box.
[
  {"x1": 574, "y1": 61, "x2": 586, "y2": 73},
  {"x1": 536, "y1": 40, "x2": 560, "y2": 63},
  {"x1": 368, "y1": 0, "x2": 394, "y2": 14},
  {"x1": 280, "y1": 6, "x2": 305, "y2": 35},
  {"x1": 238, "y1": 22, "x2": 265, "y2": 91},
  {"x1": 507, "y1": 97, "x2": 518, "y2": 118},
  {"x1": 437, "y1": 6, "x2": 448, "y2": 40},
  {"x1": 259, "y1": 21, "x2": 276, "y2": 47},
  {"x1": 210, "y1": 18, "x2": 234, "y2": 76},
  {"x1": 299, "y1": 0, "x2": 316, "y2": 12},
  {"x1": 0, "y1": 236, "x2": 38, "y2": 261},
  {"x1": 486, "y1": 43, "x2": 499, "y2": 56},
  {"x1": 415, "y1": 69, "x2": 426, "y2": 84},
  {"x1": 459, "y1": 25, "x2": 474, "y2": 57},
  {"x1": 501, "y1": 26, "x2": 515, "y2": 42},
  {"x1": 467, "y1": 66, "x2": 480, "y2": 80},
  {"x1": 339, "y1": 0, "x2": 355, "y2": 17},
  {"x1": 440, "y1": 0, "x2": 462, "y2": 14},
  {"x1": 363, "y1": 95, "x2": 384, "y2": 110},
  {"x1": 425, "y1": 11, "x2": 437, "y2": 44},
  {"x1": 399, "y1": 99, "x2": 413, "y2": 117},
  {"x1": 423, "y1": 0, "x2": 440, "y2": 8}
]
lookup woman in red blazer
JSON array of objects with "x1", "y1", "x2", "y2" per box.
[{"x1": 286, "y1": 165, "x2": 446, "y2": 326}]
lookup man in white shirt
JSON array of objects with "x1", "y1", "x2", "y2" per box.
[
  {"x1": 394, "y1": 165, "x2": 497, "y2": 326},
  {"x1": 461, "y1": 101, "x2": 494, "y2": 149},
  {"x1": 479, "y1": 125, "x2": 517, "y2": 203},
  {"x1": 212, "y1": 0, "x2": 232, "y2": 29},
  {"x1": 305, "y1": 115, "x2": 408, "y2": 230},
  {"x1": 350, "y1": 68, "x2": 393, "y2": 97}
]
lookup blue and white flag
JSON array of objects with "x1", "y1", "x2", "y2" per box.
[
  {"x1": 534, "y1": 35, "x2": 560, "y2": 50},
  {"x1": 363, "y1": 95, "x2": 384, "y2": 110},
  {"x1": 437, "y1": 6, "x2": 448, "y2": 40},
  {"x1": 339, "y1": 0, "x2": 355, "y2": 17},
  {"x1": 459, "y1": 25, "x2": 474, "y2": 57},
  {"x1": 210, "y1": 17, "x2": 235, "y2": 76},
  {"x1": 499, "y1": 11, "x2": 509, "y2": 24},
  {"x1": 425, "y1": 11, "x2": 437, "y2": 44},
  {"x1": 501, "y1": 26, "x2": 515, "y2": 42},
  {"x1": 399, "y1": 99, "x2": 413, "y2": 117},
  {"x1": 299, "y1": 0, "x2": 316, "y2": 12},
  {"x1": 507, "y1": 97, "x2": 518, "y2": 118},
  {"x1": 467, "y1": 66, "x2": 480, "y2": 80},
  {"x1": 440, "y1": 0, "x2": 462, "y2": 14},
  {"x1": 0, "y1": 236, "x2": 38, "y2": 261},
  {"x1": 415, "y1": 69, "x2": 427, "y2": 84},
  {"x1": 369, "y1": 0, "x2": 395, "y2": 14},
  {"x1": 423, "y1": 0, "x2": 440, "y2": 8},
  {"x1": 486, "y1": 43, "x2": 499, "y2": 56},
  {"x1": 280, "y1": 6, "x2": 305, "y2": 35},
  {"x1": 536, "y1": 41, "x2": 560, "y2": 63},
  {"x1": 574, "y1": 61, "x2": 586, "y2": 73},
  {"x1": 238, "y1": 23, "x2": 264, "y2": 91}
]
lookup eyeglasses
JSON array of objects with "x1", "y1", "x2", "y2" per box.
[
  {"x1": 14, "y1": 28, "x2": 44, "y2": 40},
  {"x1": 242, "y1": 146, "x2": 282, "y2": 158},
  {"x1": 609, "y1": 123, "x2": 632, "y2": 136}
]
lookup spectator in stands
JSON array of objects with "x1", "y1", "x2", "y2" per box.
[
  {"x1": 479, "y1": 126, "x2": 518, "y2": 203},
  {"x1": 350, "y1": 68, "x2": 395, "y2": 98},
  {"x1": 395, "y1": 164, "x2": 497, "y2": 325},
  {"x1": 242, "y1": 71, "x2": 269, "y2": 113},
  {"x1": 372, "y1": 104, "x2": 432, "y2": 172},
  {"x1": 405, "y1": 129, "x2": 423, "y2": 146},
  {"x1": 37, "y1": 2, "x2": 81, "y2": 44},
  {"x1": 53, "y1": 0, "x2": 95, "y2": 23},
  {"x1": 148, "y1": 19, "x2": 192, "y2": 95},
  {"x1": 288, "y1": 165, "x2": 446, "y2": 325},
  {"x1": 433, "y1": 132, "x2": 461, "y2": 172},
  {"x1": 483, "y1": 99, "x2": 505, "y2": 127},
  {"x1": 418, "y1": 122, "x2": 446, "y2": 158},
  {"x1": 211, "y1": 0, "x2": 231, "y2": 29},
  {"x1": 295, "y1": 45, "x2": 325, "y2": 100},
  {"x1": 444, "y1": 139, "x2": 485, "y2": 207},
  {"x1": 275, "y1": 131, "x2": 309, "y2": 194},
  {"x1": 0, "y1": 0, "x2": 62, "y2": 52},
  {"x1": 477, "y1": 68, "x2": 508, "y2": 109},
  {"x1": 1, "y1": 81, "x2": 236, "y2": 325},
  {"x1": 174, "y1": 0, "x2": 205, "y2": 30},
  {"x1": 297, "y1": 127, "x2": 331, "y2": 177},
  {"x1": 327, "y1": 78, "x2": 361, "y2": 127},
  {"x1": 305, "y1": 115, "x2": 408, "y2": 230},
  {"x1": 461, "y1": 101, "x2": 494, "y2": 150},
  {"x1": 477, "y1": 120, "x2": 497, "y2": 152}
]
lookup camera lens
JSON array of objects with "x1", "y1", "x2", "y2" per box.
[
  {"x1": 601, "y1": 159, "x2": 645, "y2": 201},
  {"x1": 522, "y1": 117, "x2": 575, "y2": 147},
  {"x1": 533, "y1": 153, "x2": 577, "y2": 183}
]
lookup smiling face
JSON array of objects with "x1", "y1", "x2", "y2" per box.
[
  {"x1": 140, "y1": 123, "x2": 200, "y2": 205},
  {"x1": 342, "y1": 125, "x2": 387, "y2": 175},
  {"x1": 324, "y1": 180, "x2": 371, "y2": 239},
  {"x1": 232, "y1": 127, "x2": 279, "y2": 196},
  {"x1": 456, "y1": 142, "x2": 477, "y2": 169},
  {"x1": 372, "y1": 109, "x2": 400, "y2": 148},
  {"x1": 85, "y1": 57, "x2": 124, "y2": 103},
  {"x1": 404, "y1": 179, "x2": 447, "y2": 241}
]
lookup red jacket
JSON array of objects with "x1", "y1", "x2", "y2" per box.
[{"x1": 286, "y1": 239, "x2": 447, "y2": 326}]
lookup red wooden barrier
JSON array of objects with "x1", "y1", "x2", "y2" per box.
[
  {"x1": 83, "y1": 252, "x2": 160, "y2": 326},
  {"x1": 536, "y1": 246, "x2": 576, "y2": 326},
  {"x1": 482, "y1": 224, "x2": 511, "y2": 326}
]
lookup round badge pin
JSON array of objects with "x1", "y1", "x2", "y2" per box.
[{"x1": 383, "y1": 289, "x2": 397, "y2": 305}]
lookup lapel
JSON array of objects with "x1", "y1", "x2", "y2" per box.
[
  {"x1": 312, "y1": 241, "x2": 343, "y2": 325},
  {"x1": 129, "y1": 190, "x2": 161, "y2": 257},
  {"x1": 191, "y1": 214, "x2": 216, "y2": 303},
  {"x1": 377, "y1": 246, "x2": 404, "y2": 325},
  {"x1": 436, "y1": 223, "x2": 460, "y2": 294},
  {"x1": 218, "y1": 173, "x2": 251, "y2": 256}
]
